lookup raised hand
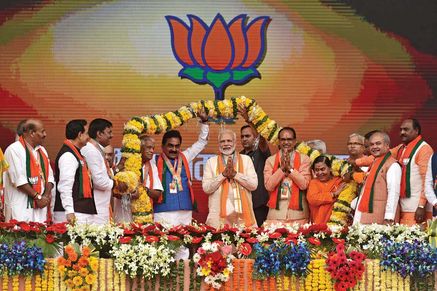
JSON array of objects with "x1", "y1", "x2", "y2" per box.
[
  {"x1": 237, "y1": 103, "x2": 250, "y2": 122},
  {"x1": 197, "y1": 108, "x2": 209, "y2": 123}
]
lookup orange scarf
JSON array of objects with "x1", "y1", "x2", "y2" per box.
[
  {"x1": 358, "y1": 152, "x2": 391, "y2": 213},
  {"x1": 267, "y1": 151, "x2": 304, "y2": 210},
  {"x1": 156, "y1": 153, "x2": 196, "y2": 209},
  {"x1": 217, "y1": 153, "x2": 255, "y2": 227},
  {"x1": 63, "y1": 140, "x2": 93, "y2": 199},
  {"x1": 19, "y1": 136, "x2": 49, "y2": 208},
  {"x1": 396, "y1": 135, "x2": 424, "y2": 198}
]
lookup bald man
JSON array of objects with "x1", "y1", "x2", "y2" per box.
[{"x1": 3, "y1": 119, "x2": 55, "y2": 222}]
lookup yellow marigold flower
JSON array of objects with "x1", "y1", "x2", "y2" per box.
[
  {"x1": 68, "y1": 270, "x2": 77, "y2": 278},
  {"x1": 79, "y1": 268, "x2": 89, "y2": 277},
  {"x1": 85, "y1": 274, "x2": 97, "y2": 285},
  {"x1": 66, "y1": 279, "x2": 75, "y2": 289},
  {"x1": 89, "y1": 258, "x2": 98, "y2": 271},
  {"x1": 73, "y1": 276, "x2": 83, "y2": 287},
  {"x1": 57, "y1": 265, "x2": 66, "y2": 273}
]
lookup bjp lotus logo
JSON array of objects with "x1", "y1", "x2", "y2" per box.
[{"x1": 166, "y1": 14, "x2": 270, "y2": 100}]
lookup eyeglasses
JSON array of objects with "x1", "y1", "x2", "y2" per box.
[{"x1": 347, "y1": 142, "x2": 364, "y2": 146}]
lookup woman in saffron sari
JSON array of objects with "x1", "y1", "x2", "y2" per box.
[{"x1": 307, "y1": 156, "x2": 346, "y2": 224}]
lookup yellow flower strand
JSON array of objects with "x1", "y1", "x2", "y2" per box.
[
  {"x1": 47, "y1": 260, "x2": 54, "y2": 291},
  {"x1": 367, "y1": 260, "x2": 373, "y2": 291},
  {"x1": 35, "y1": 273, "x2": 42, "y2": 291},
  {"x1": 12, "y1": 275, "x2": 19, "y2": 291},
  {"x1": 99, "y1": 259, "x2": 105, "y2": 290},
  {"x1": 373, "y1": 259, "x2": 380, "y2": 291},
  {"x1": 3, "y1": 272, "x2": 9, "y2": 291},
  {"x1": 113, "y1": 261, "x2": 120, "y2": 291},
  {"x1": 404, "y1": 275, "x2": 410, "y2": 290},
  {"x1": 24, "y1": 275, "x2": 31, "y2": 291},
  {"x1": 120, "y1": 272, "x2": 126, "y2": 291},
  {"x1": 107, "y1": 259, "x2": 113, "y2": 291}
]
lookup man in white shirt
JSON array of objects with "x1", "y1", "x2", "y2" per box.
[
  {"x1": 81, "y1": 118, "x2": 114, "y2": 224},
  {"x1": 3, "y1": 119, "x2": 55, "y2": 222},
  {"x1": 353, "y1": 131, "x2": 401, "y2": 224},
  {"x1": 424, "y1": 153, "x2": 437, "y2": 216},
  {"x1": 53, "y1": 120, "x2": 97, "y2": 224}
]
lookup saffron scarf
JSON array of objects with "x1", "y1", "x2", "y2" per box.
[
  {"x1": 216, "y1": 153, "x2": 255, "y2": 227},
  {"x1": 19, "y1": 136, "x2": 49, "y2": 208},
  {"x1": 358, "y1": 152, "x2": 391, "y2": 213},
  {"x1": 63, "y1": 140, "x2": 93, "y2": 199},
  {"x1": 267, "y1": 151, "x2": 304, "y2": 211},
  {"x1": 396, "y1": 135, "x2": 424, "y2": 198},
  {"x1": 156, "y1": 153, "x2": 196, "y2": 209}
]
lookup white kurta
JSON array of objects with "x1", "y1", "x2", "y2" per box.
[
  {"x1": 353, "y1": 162, "x2": 401, "y2": 224},
  {"x1": 152, "y1": 122, "x2": 209, "y2": 225},
  {"x1": 81, "y1": 142, "x2": 113, "y2": 225},
  {"x1": 3, "y1": 141, "x2": 55, "y2": 222},
  {"x1": 113, "y1": 162, "x2": 163, "y2": 223},
  {"x1": 424, "y1": 156, "x2": 437, "y2": 208},
  {"x1": 53, "y1": 152, "x2": 97, "y2": 224},
  {"x1": 202, "y1": 154, "x2": 258, "y2": 228}
]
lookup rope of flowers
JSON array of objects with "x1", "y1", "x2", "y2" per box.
[{"x1": 295, "y1": 142, "x2": 357, "y2": 227}]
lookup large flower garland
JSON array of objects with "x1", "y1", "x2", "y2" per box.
[{"x1": 116, "y1": 96, "x2": 280, "y2": 222}]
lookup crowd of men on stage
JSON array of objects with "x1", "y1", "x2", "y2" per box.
[{"x1": 1, "y1": 107, "x2": 436, "y2": 236}]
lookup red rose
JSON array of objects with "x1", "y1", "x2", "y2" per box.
[
  {"x1": 167, "y1": 235, "x2": 180, "y2": 241},
  {"x1": 192, "y1": 237, "x2": 203, "y2": 244},
  {"x1": 45, "y1": 234, "x2": 55, "y2": 244},
  {"x1": 145, "y1": 236, "x2": 160, "y2": 243},
  {"x1": 332, "y1": 238, "x2": 345, "y2": 245},
  {"x1": 19, "y1": 222, "x2": 31, "y2": 232},
  {"x1": 119, "y1": 236, "x2": 132, "y2": 244},
  {"x1": 268, "y1": 232, "x2": 282, "y2": 239},
  {"x1": 238, "y1": 243, "x2": 252, "y2": 256},
  {"x1": 246, "y1": 237, "x2": 258, "y2": 244},
  {"x1": 124, "y1": 229, "x2": 135, "y2": 235},
  {"x1": 308, "y1": 237, "x2": 321, "y2": 246}
]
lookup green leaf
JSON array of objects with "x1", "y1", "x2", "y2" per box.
[
  {"x1": 232, "y1": 68, "x2": 256, "y2": 81},
  {"x1": 206, "y1": 71, "x2": 231, "y2": 88},
  {"x1": 34, "y1": 237, "x2": 62, "y2": 258},
  {"x1": 180, "y1": 67, "x2": 204, "y2": 81}
]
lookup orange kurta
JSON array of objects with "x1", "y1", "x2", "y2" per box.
[{"x1": 307, "y1": 177, "x2": 343, "y2": 224}]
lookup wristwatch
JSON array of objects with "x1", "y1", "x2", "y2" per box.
[{"x1": 33, "y1": 191, "x2": 42, "y2": 200}]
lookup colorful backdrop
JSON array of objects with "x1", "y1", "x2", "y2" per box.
[{"x1": 1, "y1": 0, "x2": 436, "y2": 156}]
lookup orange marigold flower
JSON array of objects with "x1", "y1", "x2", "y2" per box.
[
  {"x1": 79, "y1": 268, "x2": 89, "y2": 277},
  {"x1": 82, "y1": 246, "x2": 91, "y2": 257},
  {"x1": 78, "y1": 256, "x2": 89, "y2": 268},
  {"x1": 69, "y1": 252, "x2": 78, "y2": 262},
  {"x1": 73, "y1": 276, "x2": 83, "y2": 287},
  {"x1": 65, "y1": 245, "x2": 75, "y2": 255}
]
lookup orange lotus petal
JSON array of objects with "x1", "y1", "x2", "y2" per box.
[
  {"x1": 229, "y1": 16, "x2": 247, "y2": 69},
  {"x1": 242, "y1": 17, "x2": 269, "y2": 68},
  {"x1": 188, "y1": 15, "x2": 206, "y2": 66},
  {"x1": 204, "y1": 15, "x2": 233, "y2": 71},
  {"x1": 167, "y1": 17, "x2": 193, "y2": 66}
]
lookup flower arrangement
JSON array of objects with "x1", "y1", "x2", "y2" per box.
[
  {"x1": 66, "y1": 223, "x2": 124, "y2": 257},
  {"x1": 326, "y1": 243, "x2": 366, "y2": 291},
  {"x1": 380, "y1": 239, "x2": 437, "y2": 279},
  {"x1": 57, "y1": 244, "x2": 98, "y2": 290},
  {"x1": 328, "y1": 181, "x2": 358, "y2": 227},
  {"x1": 193, "y1": 241, "x2": 234, "y2": 289},
  {"x1": 346, "y1": 223, "x2": 427, "y2": 258},
  {"x1": 252, "y1": 241, "x2": 311, "y2": 279},
  {"x1": 0, "y1": 241, "x2": 45, "y2": 276},
  {"x1": 110, "y1": 237, "x2": 175, "y2": 280}
]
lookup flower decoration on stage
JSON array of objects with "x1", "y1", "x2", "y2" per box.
[
  {"x1": 326, "y1": 243, "x2": 366, "y2": 291},
  {"x1": 57, "y1": 244, "x2": 98, "y2": 290},
  {"x1": 167, "y1": 14, "x2": 270, "y2": 100},
  {"x1": 193, "y1": 241, "x2": 234, "y2": 289},
  {"x1": 0, "y1": 241, "x2": 45, "y2": 276}
]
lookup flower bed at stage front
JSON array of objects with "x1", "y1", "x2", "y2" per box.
[{"x1": 0, "y1": 220, "x2": 436, "y2": 291}]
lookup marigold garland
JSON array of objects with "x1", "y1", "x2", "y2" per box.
[
  {"x1": 2, "y1": 272, "x2": 8, "y2": 290},
  {"x1": 35, "y1": 273, "x2": 42, "y2": 291},
  {"x1": 12, "y1": 275, "x2": 18, "y2": 291},
  {"x1": 24, "y1": 275, "x2": 31, "y2": 291}
]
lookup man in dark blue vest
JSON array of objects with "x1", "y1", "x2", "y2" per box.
[
  {"x1": 153, "y1": 110, "x2": 209, "y2": 229},
  {"x1": 54, "y1": 120, "x2": 97, "y2": 224}
]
